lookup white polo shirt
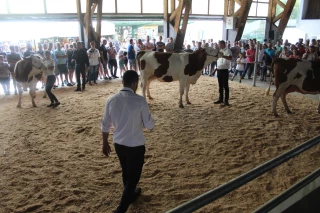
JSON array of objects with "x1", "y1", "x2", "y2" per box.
[
  {"x1": 87, "y1": 48, "x2": 100, "y2": 66},
  {"x1": 217, "y1": 48, "x2": 232, "y2": 70},
  {"x1": 101, "y1": 87, "x2": 155, "y2": 147}
]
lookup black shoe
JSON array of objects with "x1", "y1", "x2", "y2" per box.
[
  {"x1": 74, "y1": 88, "x2": 81, "y2": 92},
  {"x1": 47, "y1": 103, "x2": 55, "y2": 107},
  {"x1": 113, "y1": 76, "x2": 119, "y2": 78},
  {"x1": 53, "y1": 102, "x2": 60, "y2": 107},
  {"x1": 214, "y1": 99, "x2": 223, "y2": 104},
  {"x1": 67, "y1": 83, "x2": 73, "y2": 86},
  {"x1": 82, "y1": 88, "x2": 85, "y2": 91},
  {"x1": 221, "y1": 102, "x2": 230, "y2": 106}
]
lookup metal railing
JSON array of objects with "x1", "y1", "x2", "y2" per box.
[{"x1": 166, "y1": 135, "x2": 320, "y2": 213}]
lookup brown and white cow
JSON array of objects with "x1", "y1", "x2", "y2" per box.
[
  {"x1": 14, "y1": 54, "x2": 45, "y2": 107},
  {"x1": 137, "y1": 48, "x2": 218, "y2": 108},
  {"x1": 266, "y1": 58, "x2": 320, "y2": 116}
]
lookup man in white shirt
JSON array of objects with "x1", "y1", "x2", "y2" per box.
[
  {"x1": 214, "y1": 40, "x2": 232, "y2": 106},
  {"x1": 101, "y1": 70, "x2": 155, "y2": 213},
  {"x1": 87, "y1": 42, "x2": 100, "y2": 84},
  {"x1": 144, "y1": 36, "x2": 154, "y2": 51}
]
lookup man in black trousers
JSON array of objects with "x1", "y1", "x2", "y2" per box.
[
  {"x1": 72, "y1": 41, "x2": 89, "y2": 91},
  {"x1": 101, "y1": 70, "x2": 155, "y2": 213},
  {"x1": 214, "y1": 40, "x2": 232, "y2": 106}
]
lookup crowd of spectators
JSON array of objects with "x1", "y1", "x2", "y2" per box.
[{"x1": 0, "y1": 36, "x2": 319, "y2": 95}]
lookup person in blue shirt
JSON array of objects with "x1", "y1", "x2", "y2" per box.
[
  {"x1": 127, "y1": 39, "x2": 136, "y2": 71},
  {"x1": 262, "y1": 43, "x2": 276, "y2": 82}
]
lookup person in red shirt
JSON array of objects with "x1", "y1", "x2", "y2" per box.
[{"x1": 241, "y1": 45, "x2": 255, "y2": 79}]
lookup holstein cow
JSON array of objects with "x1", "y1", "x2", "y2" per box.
[
  {"x1": 137, "y1": 48, "x2": 218, "y2": 108},
  {"x1": 14, "y1": 54, "x2": 45, "y2": 107},
  {"x1": 266, "y1": 58, "x2": 320, "y2": 116}
]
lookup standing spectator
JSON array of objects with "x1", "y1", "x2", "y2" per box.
[
  {"x1": 302, "y1": 45, "x2": 318, "y2": 61},
  {"x1": 275, "y1": 41, "x2": 283, "y2": 54},
  {"x1": 101, "y1": 70, "x2": 155, "y2": 213},
  {"x1": 114, "y1": 38, "x2": 121, "y2": 53},
  {"x1": 191, "y1": 40, "x2": 196, "y2": 51},
  {"x1": 72, "y1": 41, "x2": 90, "y2": 92},
  {"x1": 184, "y1": 45, "x2": 193, "y2": 53},
  {"x1": 144, "y1": 36, "x2": 154, "y2": 51},
  {"x1": 54, "y1": 42, "x2": 71, "y2": 86},
  {"x1": 87, "y1": 41, "x2": 101, "y2": 85},
  {"x1": 261, "y1": 43, "x2": 276, "y2": 82},
  {"x1": 231, "y1": 52, "x2": 245, "y2": 82},
  {"x1": 152, "y1": 38, "x2": 157, "y2": 51},
  {"x1": 36, "y1": 43, "x2": 45, "y2": 57},
  {"x1": 230, "y1": 41, "x2": 240, "y2": 72},
  {"x1": 107, "y1": 42, "x2": 118, "y2": 78},
  {"x1": 241, "y1": 44, "x2": 256, "y2": 79},
  {"x1": 156, "y1": 36, "x2": 165, "y2": 52},
  {"x1": 289, "y1": 49, "x2": 301, "y2": 59},
  {"x1": 119, "y1": 52, "x2": 128, "y2": 78},
  {"x1": 279, "y1": 46, "x2": 289, "y2": 59},
  {"x1": 213, "y1": 40, "x2": 232, "y2": 106},
  {"x1": 127, "y1": 39, "x2": 136, "y2": 71},
  {"x1": 67, "y1": 44, "x2": 76, "y2": 84},
  {"x1": 210, "y1": 42, "x2": 219, "y2": 76},
  {"x1": 7, "y1": 45, "x2": 21, "y2": 95},
  {"x1": 137, "y1": 39, "x2": 146, "y2": 51},
  {"x1": 165, "y1": 37, "x2": 174, "y2": 53},
  {"x1": 257, "y1": 44, "x2": 266, "y2": 77},
  {"x1": 23, "y1": 44, "x2": 34, "y2": 58},
  {"x1": 43, "y1": 50, "x2": 60, "y2": 107},
  {"x1": 99, "y1": 39, "x2": 112, "y2": 80},
  {"x1": 0, "y1": 56, "x2": 10, "y2": 95}
]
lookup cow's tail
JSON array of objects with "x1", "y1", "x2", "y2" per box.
[
  {"x1": 136, "y1": 51, "x2": 143, "y2": 72},
  {"x1": 265, "y1": 60, "x2": 275, "y2": 96}
]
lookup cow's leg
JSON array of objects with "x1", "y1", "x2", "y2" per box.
[
  {"x1": 281, "y1": 92, "x2": 292, "y2": 114},
  {"x1": 179, "y1": 79, "x2": 186, "y2": 108},
  {"x1": 141, "y1": 73, "x2": 148, "y2": 99},
  {"x1": 29, "y1": 83, "x2": 37, "y2": 107},
  {"x1": 185, "y1": 82, "x2": 191, "y2": 104},
  {"x1": 318, "y1": 100, "x2": 320, "y2": 114},
  {"x1": 272, "y1": 85, "x2": 287, "y2": 116},
  {"x1": 146, "y1": 80, "x2": 153, "y2": 99},
  {"x1": 17, "y1": 83, "x2": 22, "y2": 108},
  {"x1": 12, "y1": 76, "x2": 18, "y2": 95}
]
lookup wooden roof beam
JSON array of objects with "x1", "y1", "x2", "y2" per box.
[
  {"x1": 278, "y1": 0, "x2": 296, "y2": 33},
  {"x1": 235, "y1": 0, "x2": 253, "y2": 41}
]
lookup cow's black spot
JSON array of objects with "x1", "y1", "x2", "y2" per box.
[
  {"x1": 184, "y1": 51, "x2": 207, "y2": 76},
  {"x1": 294, "y1": 73, "x2": 303, "y2": 79},
  {"x1": 162, "y1": 76, "x2": 173, "y2": 82},
  {"x1": 141, "y1": 60, "x2": 146, "y2": 70},
  {"x1": 154, "y1": 53, "x2": 172, "y2": 78}
]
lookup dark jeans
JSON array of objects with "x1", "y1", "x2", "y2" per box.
[
  {"x1": 241, "y1": 63, "x2": 254, "y2": 79},
  {"x1": 75, "y1": 65, "x2": 86, "y2": 89},
  {"x1": 46, "y1": 75, "x2": 58, "y2": 103},
  {"x1": 114, "y1": 143, "x2": 145, "y2": 213},
  {"x1": 217, "y1": 69, "x2": 229, "y2": 103},
  {"x1": 108, "y1": 59, "x2": 118, "y2": 77}
]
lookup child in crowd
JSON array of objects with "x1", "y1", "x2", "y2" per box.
[
  {"x1": 231, "y1": 53, "x2": 246, "y2": 83},
  {"x1": 119, "y1": 51, "x2": 128, "y2": 78},
  {"x1": 0, "y1": 56, "x2": 10, "y2": 95}
]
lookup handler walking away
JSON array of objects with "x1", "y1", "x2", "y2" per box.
[
  {"x1": 101, "y1": 70, "x2": 155, "y2": 213},
  {"x1": 214, "y1": 40, "x2": 232, "y2": 106}
]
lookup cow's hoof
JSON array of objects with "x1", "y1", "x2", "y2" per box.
[
  {"x1": 274, "y1": 113, "x2": 279, "y2": 117},
  {"x1": 148, "y1": 96, "x2": 154, "y2": 100},
  {"x1": 32, "y1": 105, "x2": 37, "y2": 108},
  {"x1": 17, "y1": 105, "x2": 21, "y2": 108},
  {"x1": 286, "y1": 110, "x2": 293, "y2": 114},
  {"x1": 179, "y1": 105, "x2": 184, "y2": 108},
  {"x1": 43, "y1": 96, "x2": 46, "y2": 98},
  {"x1": 187, "y1": 101, "x2": 191, "y2": 105}
]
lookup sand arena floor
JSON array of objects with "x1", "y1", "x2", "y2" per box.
[{"x1": 0, "y1": 76, "x2": 319, "y2": 213}]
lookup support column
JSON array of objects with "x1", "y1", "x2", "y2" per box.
[{"x1": 76, "y1": 0, "x2": 85, "y2": 42}]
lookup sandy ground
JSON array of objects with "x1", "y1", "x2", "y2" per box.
[{"x1": 0, "y1": 76, "x2": 319, "y2": 213}]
